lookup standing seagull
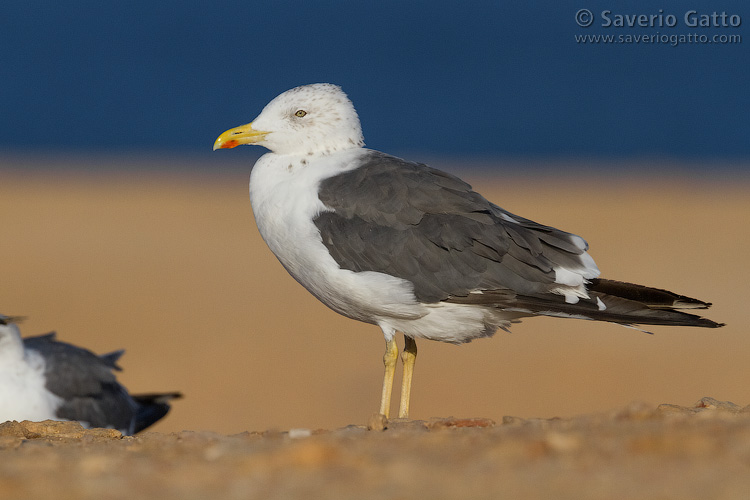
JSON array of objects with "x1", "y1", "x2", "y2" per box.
[
  {"x1": 213, "y1": 83, "x2": 722, "y2": 420},
  {"x1": 0, "y1": 314, "x2": 181, "y2": 435}
]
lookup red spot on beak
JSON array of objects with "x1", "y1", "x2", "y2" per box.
[{"x1": 221, "y1": 140, "x2": 239, "y2": 149}]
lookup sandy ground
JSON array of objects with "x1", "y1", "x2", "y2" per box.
[
  {"x1": 1, "y1": 156, "x2": 748, "y2": 497},
  {"x1": 1, "y1": 398, "x2": 749, "y2": 499},
  {"x1": 1, "y1": 157, "x2": 747, "y2": 433}
]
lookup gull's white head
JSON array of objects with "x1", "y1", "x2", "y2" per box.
[
  {"x1": 0, "y1": 314, "x2": 23, "y2": 350},
  {"x1": 213, "y1": 83, "x2": 365, "y2": 156}
]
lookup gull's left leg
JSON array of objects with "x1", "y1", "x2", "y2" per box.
[
  {"x1": 379, "y1": 337, "x2": 399, "y2": 418},
  {"x1": 398, "y1": 335, "x2": 417, "y2": 419}
]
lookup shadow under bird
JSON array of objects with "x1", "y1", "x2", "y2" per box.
[
  {"x1": 213, "y1": 83, "x2": 723, "y2": 420},
  {"x1": 0, "y1": 315, "x2": 181, "y2": 435}
]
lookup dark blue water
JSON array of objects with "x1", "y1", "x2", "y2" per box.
[{"x1": 1, "y1": 1, "x2": 748, "y2": 170}]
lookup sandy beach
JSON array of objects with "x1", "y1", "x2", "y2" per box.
[
  {"x1": 1, "y1": 156, "x2": 749, "y2": 498},
  {"x1": 1, "y1": 157, "x2": 747, "y2": 434}
]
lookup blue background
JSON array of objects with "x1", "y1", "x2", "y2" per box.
[{"x1": 1, "y1": 1, "x2": 748, "y2": 163}]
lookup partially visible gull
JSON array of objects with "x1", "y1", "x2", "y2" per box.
[
  {"x1": 0, "y1": 314, "x2": 181, "y2": 435},
  {"x1": 213, "y1": 83, "x2": 723, "y2": 420}
]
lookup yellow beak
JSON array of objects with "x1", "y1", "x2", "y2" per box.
[
  {"x1": 0, "y1": 315, "x2": 26, "y2": 324},
  {"x1": 213, "y1": 122, "x2": 269, "y2": 150}
]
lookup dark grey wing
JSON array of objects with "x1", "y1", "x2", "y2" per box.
[
  {"x1": 23, "y1": 335, "x2": 138, "y2": 434},
  {"x1": 55, "y1": 384, "x2": 138, "y2": 435},
  {"x1": 314, "y1": 151, "x2": 723, "y2": 329},
  {"x1": 23, "y1": 331, "x2": 58, "y2": 341},
  {"x1": 314, "y1": 150, "x2": 593, "y2": 303}
]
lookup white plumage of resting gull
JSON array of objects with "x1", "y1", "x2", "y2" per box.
[
  {"x1": 213, "y1": 83, "x2": 723, "y2": 420},
  {"x1": 0, "y1": 314, "x2": 181, "y2": 435}
]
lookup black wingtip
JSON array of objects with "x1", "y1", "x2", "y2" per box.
[
  {"x1": 131, "y1": 392, "x2": 183, "y2": 434},
  {"x1": 692, "y1": 317, "x2": 725, "y2": 329},
  {"x1": 588, "y1": 279, "x2": 717, "y2": 310}
]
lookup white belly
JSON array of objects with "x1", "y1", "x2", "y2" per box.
[{"x1": 0, "y1": 349, "x2": 63, "y2": 422}]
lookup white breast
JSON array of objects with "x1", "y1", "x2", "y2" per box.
[
  {"x1": 0, "y1": 344, "x2": 63, "y2": 423},
  {"x1": 249, "y1": 149, "x2": 427, "y2": 324}
]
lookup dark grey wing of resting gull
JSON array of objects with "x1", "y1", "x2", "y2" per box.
[
  {"x1": 23, "y1": 333, "x2": 181, "y2": 434},
  {"x1": 314, "y1": 150, "x2": 723, "y2": 330},
  {"x1": 315, "y1": 151, "x2": 598, "y2": 302}
]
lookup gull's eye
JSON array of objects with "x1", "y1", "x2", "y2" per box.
[{"x1": 294, "y1": 109, "x2": 307, "y2": 118}]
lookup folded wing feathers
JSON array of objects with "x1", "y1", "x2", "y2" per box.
[{"x1": 315, "y1": 151, "x2": 721, "y2": 329}]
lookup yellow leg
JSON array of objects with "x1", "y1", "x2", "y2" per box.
[
  {"x1": 379, "y1": 337, "x2": 399, "y2": 418},
  {"x1": 398, "y1": 336, "x2": 417, "y2": 419}
]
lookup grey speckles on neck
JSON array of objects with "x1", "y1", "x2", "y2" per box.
[{"x1": 286, "y1": 156, "x2": 312, "y2": 172}]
